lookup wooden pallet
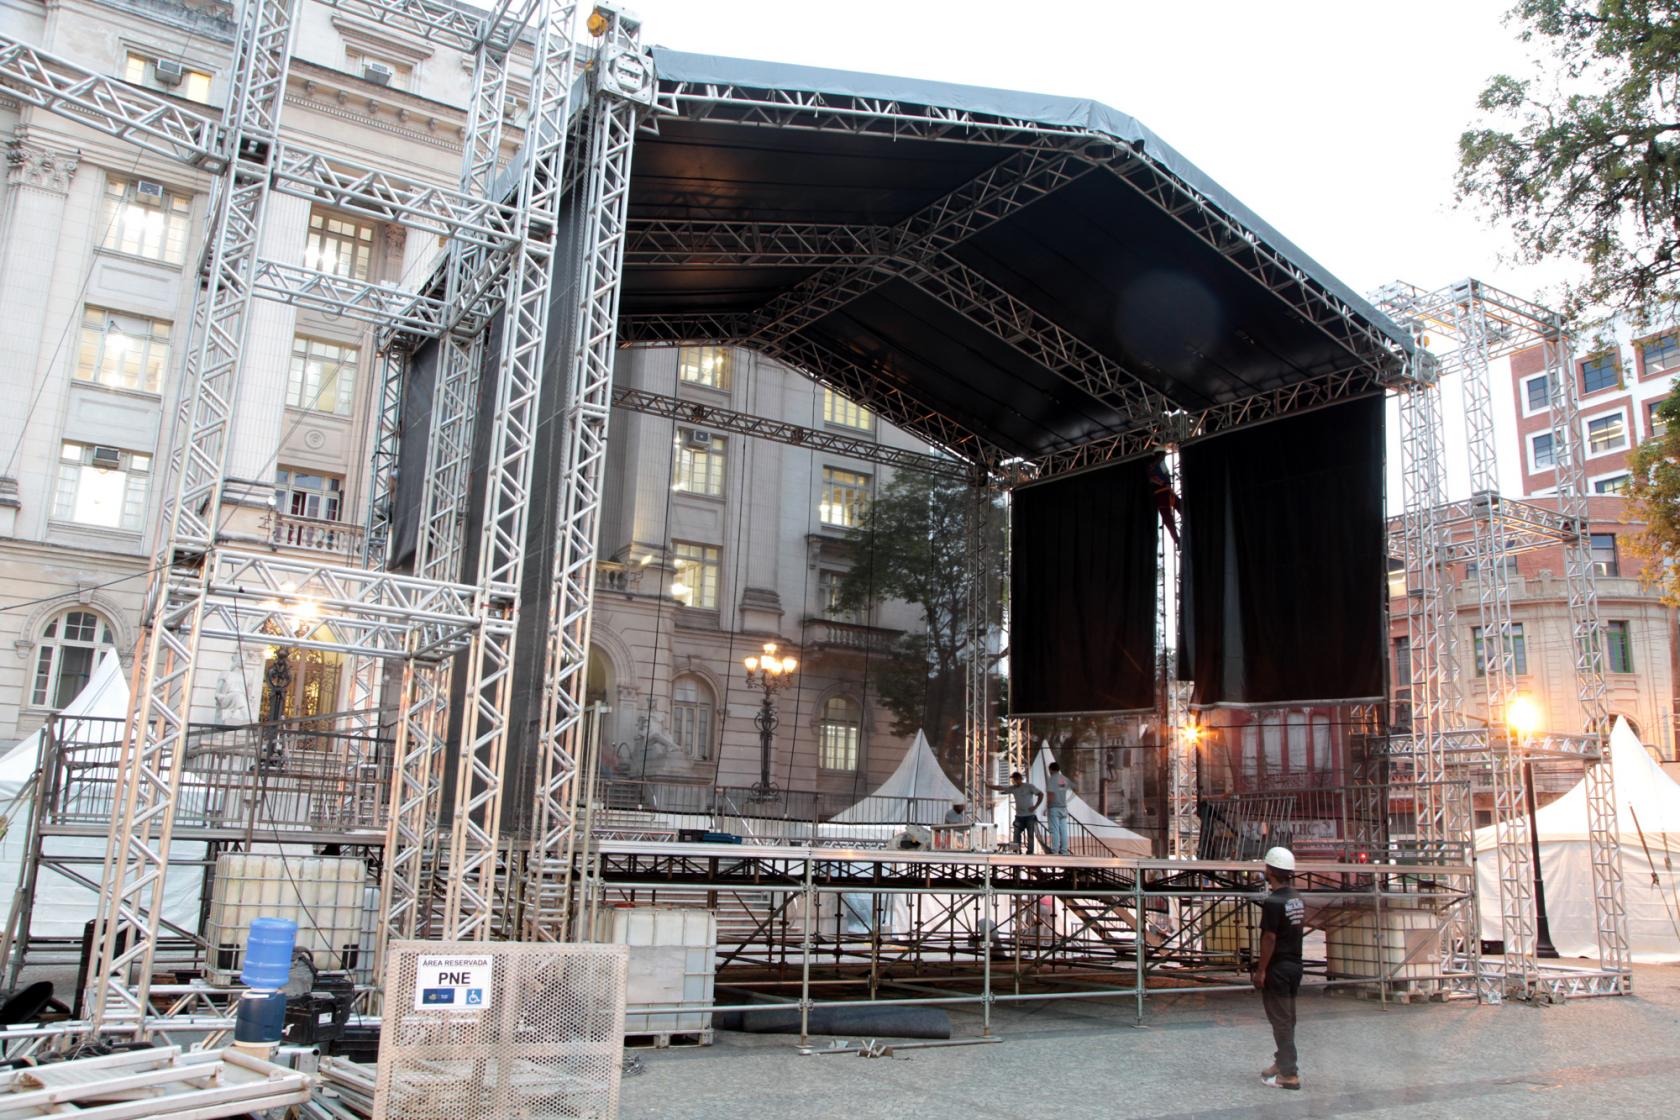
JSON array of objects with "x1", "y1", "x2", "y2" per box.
[
  {"x1": 1332, "y1": 984, "x2": 1447, "y2": 1005},
  {"x1": 624, "y1": 1028, "x2": 714, "y2": 1049}
]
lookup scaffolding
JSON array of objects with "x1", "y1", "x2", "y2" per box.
[{"x1": 1375, "y1": 279, "x2": 1630, "y2": 1000}]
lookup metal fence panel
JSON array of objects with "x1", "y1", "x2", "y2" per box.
[{"x1": 374, "y1": 940, "x2": 627, "y2": 1120}]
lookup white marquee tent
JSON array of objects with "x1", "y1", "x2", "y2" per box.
[
  {"x1": 0, "y1": 653, "x2": 202, "y2": 945},
  {"x1": 1000, "y1": 744, "x2": 1151, "y2": 857},
  {"x1": 1475, "y1": 718, "x2": 1680, "y2": 963},
  {"x1": 829, "y1": 729, "x2": 964, "y2": 824}
]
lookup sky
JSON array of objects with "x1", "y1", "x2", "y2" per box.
[{"x1": 608, "y1": 0, "x2": 1568, "y2": 497}]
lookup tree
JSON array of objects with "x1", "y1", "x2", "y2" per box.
[
  {"x1": 1626, "y1": 380, "x2": 1680, "y2": 601},
  {"x1": 834, "y1": 470, "x2": 1004, "y2": 779},
  {"x1": 1457, "y1": 2, "x2": 1680, "y2": 321}
]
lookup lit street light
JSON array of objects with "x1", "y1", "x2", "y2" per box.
[
  {"x1": 742, "y1": 641, "x2": 798, "y2": 800},
  {"x1": 1507, "y1": 692, "x2": 1559, "y2": 959}
]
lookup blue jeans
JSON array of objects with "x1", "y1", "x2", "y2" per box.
[
  {"x1": 1012, "y1": 814, "x2": 1038, "y2": 853},
  {"x1": 1046, "y1": 806, "x2": 1070, "y2": 854}
]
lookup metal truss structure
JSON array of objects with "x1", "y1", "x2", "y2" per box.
[
  {"x1": 1376, "y1": 278, "x2": 1630, "y2": 1001},
  {"x1": 15, "y1": 0, "x2": 1590, "y2": 1043}
]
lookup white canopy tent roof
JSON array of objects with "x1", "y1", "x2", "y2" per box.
[
  {"x1": 1474, "y1": 718, "x2": 1680, "y2": 962},
  {"x1": 0, "y1": 652, "x2": 203, "y2": 941},
  {"x1": 996, "y1": 744, "x2": 1150, "y2": 857},
  {"x1": 829, "y1": 730, "x2": 964, "y2": 824}
]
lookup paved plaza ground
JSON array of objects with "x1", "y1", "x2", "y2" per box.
[{"x1": 620, "y1": 965, "x2": 1680, "y2": 1119}]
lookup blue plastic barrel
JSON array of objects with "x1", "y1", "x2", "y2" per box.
[{"x1": 241, "y1": 916, "x2": 299, "y2": 990}]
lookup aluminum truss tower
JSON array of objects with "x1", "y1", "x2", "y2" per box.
[
  {"x1": 1377, "y1": 279, "x2": 1630, "y2": 999},
  {"x1": 0, "y1": 0, "x2": 666, "y2": 1033}
]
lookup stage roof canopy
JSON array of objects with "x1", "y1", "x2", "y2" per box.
[{"x1": 619, "y1": 48, "x2": 1413, "y2": 474}]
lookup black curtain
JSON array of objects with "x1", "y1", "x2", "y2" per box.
[
  {"x1": 1010, "y1": 458, "x2": 1157, "y2": 714},
  {"x1": 1176, "y1": 395, "x2": 1385, "y2": 704},
  {"x1": 387, "y1": 338, "x2": 438, "y2": 573}
]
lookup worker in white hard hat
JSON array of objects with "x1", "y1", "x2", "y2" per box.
[{"x1": 1253, "y1": 846, "x2": 1305, "y2": 1090}]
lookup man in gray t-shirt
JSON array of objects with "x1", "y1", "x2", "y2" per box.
[
  {"x1": 987, "y1": 772, "x2": 1043, "y2": 853},
  {"x1": 1044, "y1": 761, "x2": 1072, "y2": 855}
]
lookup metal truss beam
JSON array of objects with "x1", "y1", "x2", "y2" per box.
[
  {"x1": 0, "y1": 34, "x2": 222, "y2": 169},
  {"x1": 88, "y1": 0, "x2": 297, "y2": 1034},
  {"x1": 526, "y1": 6, "x2": 653, "y2": 942},
  {"x1": 314, "y1": 0, "x2": 486, "y2": 51},
  {"x1": 610, "y1": 385, "x2": 971, "y2": 480},
  {"x1": 441, "y1": 0, "x2": 584, "y2": 942},
  {"x1": 270, "y1": 144, "x2": 520, "y2": 250},
  {"x1": 624, "y1": 219, "x2": 892, "y2": 267},
  {"x1": 252, "y1": 259, "x2": 449, "y2": 336}
]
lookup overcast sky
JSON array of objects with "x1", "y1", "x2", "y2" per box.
[{"x1": 614, "y1": 0, "x2": 1567, "y2": 496}]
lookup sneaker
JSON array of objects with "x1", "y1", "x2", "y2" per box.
[{"x1": 1260, "y1": 1073, "x2": 1301, "y2": 1091}]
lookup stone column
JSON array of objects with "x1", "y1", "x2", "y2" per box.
[
  {"x1": 0, "y1": 133, "x2": 80, "y2": 535},
  {"x1": 220, "y1": 191, "x2": 309, "y2": 523}
]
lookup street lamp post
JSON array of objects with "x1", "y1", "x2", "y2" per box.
[
  {"x1": 1507, "y1": 694, "x2": 1560, "y2": 958},
  {"x1": 742, "y1": 641, "x2": 798, "y2": 800}
]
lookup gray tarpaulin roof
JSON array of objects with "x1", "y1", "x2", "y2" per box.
[{"x1": 622, "y1": 47, "x2": 1409, "y2": 464}]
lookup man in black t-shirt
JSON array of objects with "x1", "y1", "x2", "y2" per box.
[{"x1": 1253, "y1": 846, "x2": 1305, "y2": 1090}]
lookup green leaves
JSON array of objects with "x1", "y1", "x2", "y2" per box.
[{"x1": 1458, "y1": 1, "x2": 1680, "y2": 322}]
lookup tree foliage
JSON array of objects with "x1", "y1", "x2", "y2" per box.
[
  {"x1": 1458, "y1": 2, "x2": 1680, "y2": 320},
  {"x1": 1626, "y1": 380, "x2": 1680, "y2": 602},
  {"x1": 834, "y1": 470, "x2": 1004, "y2": 777}
]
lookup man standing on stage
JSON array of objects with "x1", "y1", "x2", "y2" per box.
[
  {"x1": 987, "y1": 772, "x2": 1043, "y2": 853},
  {"x1": 1044, "y1": 762, "x2": 1072, "y2": 855},
  {"x1": 1253, "y1": 846, "x2": 1305, "y2": 1090}
]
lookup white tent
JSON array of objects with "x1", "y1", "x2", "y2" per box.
[
  {"x1": 998, "y1": 744, "x2": 1150, "y2": 857},
  {"x1": 0, "y1": 653, "x2": 203, "y2": 945},
  {"x1": 1475, "y1": 718, "x2": 1680, "y2": 963},
  {"x1": 829, "y1": 729, "x2": 964, "y2": 824}
]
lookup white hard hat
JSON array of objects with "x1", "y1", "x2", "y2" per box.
[{"x1": 1263, "y1": 847, "x2": 1295, "y2": 871}]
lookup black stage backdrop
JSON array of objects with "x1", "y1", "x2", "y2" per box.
[
  {"x1": 1176, "y1": 395, "x2": 1385, "y2": 704},
  {"x1": 1010, "y1": 458, "x2": 1157, "y2": 714}
]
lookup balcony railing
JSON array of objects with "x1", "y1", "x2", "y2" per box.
[
  {"x1": 596, "y1": 559, "x2": 645, "y2": 592},
  {"x1": 270, "y1": 512, "x2": 364, "y2": 558},
  {"x1": 803, "y1": 618, "x2": 902, "y2": 655}
]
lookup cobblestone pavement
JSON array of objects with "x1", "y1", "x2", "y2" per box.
[{"x1": 620, "y1": 965, "x2": 1680, "y2": 1119}]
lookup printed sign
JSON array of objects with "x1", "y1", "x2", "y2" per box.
[{"x1": 413, "y1": 954, "x2": 494, "y2": 1012}]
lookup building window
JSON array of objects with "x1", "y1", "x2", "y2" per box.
[
  {"x1": 1580, "y1": 352, "x2": 1620, "y2": 396},
  {"x1": 819, "y1": 695, "x2": 861, "y2": 771},
  {"x1": 822, "y1": 388, "x2": 873, "y2": 431},
  {"x1": 287, "y1": 337, "x2": 359, "y2": 415},
  {"x1": 819, "y1": 467, "x2": 870, "y2": 528},
  {"x1": 677, "y1": 346, "x2": 732, "y2": 390},
  {"x1": 818, "y1": 569, "x2": 859, "y2": 623},
  {"x1": 1591, "y1": 532, "x2": 1618, "y2": 577},
  {"x1": 344, "y1": 47, "x2": 412, "y2": 90},
  {"x1": 1464, "y1": 555, "x2": 1519, "y2": 579},
  {"x1": 670, "y1": 542, "x2": 720, "y2": 610},
  {"x1": 1606, "y1": 620, "x2": 1633, "y2": 674},
  {"x1": 1472, "y1": 623, "x2": 1528, "y2": 677},
  {"x1": 671, "y1": 430, "x2": 726, "y2": 497},
  {"x1": 53, "y1": 442, "x2": 150, "y2": 531},
  {"x1": 1529, "y1": 431, "x2": 1555, "y2": 470},
  {"x1": 1393, "y1": 636, "x2": 1411, "y2": 687},
  {"x1": 101, "y1": 176, "x2": 191, "y2": 264},
  {"x1": 1593, "y1": 474, "x2": 1631, "y2": 495},
  {"x1": 76, "y1": 307, "x2": 171, "y2": 393},
  {"x1": 30, "y1": 609, "x2": 114, "y2": 710},
  {"x1": 1585, "y1": 413, "x2": 1628, "y2": 455},
  {"x1": 1649, "y1": 398, "x2": 1669, "y2": 440},
  {"x1": 276, "y1": 468, "x2": 344, "y2": 521},
  {"x1": 1641, "y1": 334, "x2": 1680, "y2": 377},
  {"x1": 125, "y1": 51, "x2": 212, "y2": 103},
  {"x1": 671, "y1": 674, "x2": 715, "y2": 761},
  {"x1": 1523, "y1": 374, "x2": 1551, "y2": 413},
  {"x1": 304, "y1": 209, "x2": 376, "y2": 280}
]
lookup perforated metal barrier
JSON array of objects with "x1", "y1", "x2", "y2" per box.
[{"x1": 374, "y1": 941, "x2": 628, "y2": 1120}]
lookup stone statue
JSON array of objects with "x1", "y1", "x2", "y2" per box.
[{"x1": 213, "y1": 674, "x2": 248, "y2": 725}]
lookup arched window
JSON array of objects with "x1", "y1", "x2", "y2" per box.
[
  {"x1": 819, "y1": 696, "x2": 862, "y2": 772},
  {"x1": 671, "y1": 674, "x2": 715, "y2": 761},
  {"x1": 31, "y1": 609, "x2": 114, "y2": 710}
]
